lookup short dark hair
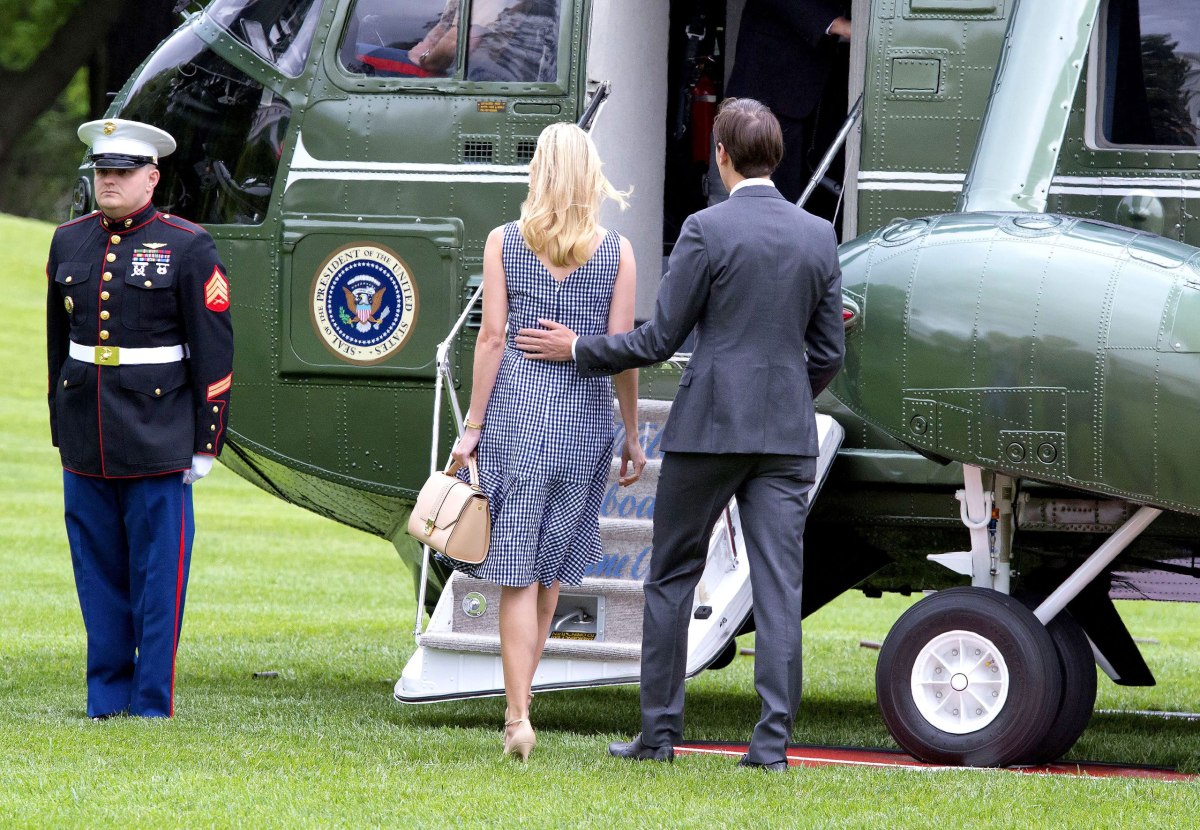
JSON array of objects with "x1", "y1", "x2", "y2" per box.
[{"x1": 713, "y1": 98, "x2": 784, "y2": 179}]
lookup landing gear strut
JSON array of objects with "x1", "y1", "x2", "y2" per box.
[{"x1": 876, "y1": 465, "x2": 1161, "y2": 766}]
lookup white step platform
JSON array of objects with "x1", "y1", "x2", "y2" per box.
[{"x1": 396, "y1": 407, "x2": 844, "y2": 703}]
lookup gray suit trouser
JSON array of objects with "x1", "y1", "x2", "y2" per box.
[{"x1": 640, "y1": 451, "x2": 816, "y2": 763}]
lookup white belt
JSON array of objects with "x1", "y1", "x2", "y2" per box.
[{"x1": 69, "y1": 340, "x2": 188, "y2": 367}]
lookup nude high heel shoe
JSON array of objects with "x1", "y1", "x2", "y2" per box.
[{"x1": 503, "y1": 718, "x2": 536, "y2": 761}]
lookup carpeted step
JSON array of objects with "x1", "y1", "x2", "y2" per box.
[
  {"x1": 599, "y1": 457, "x2": 659, "y2": 520},
  {"x1": 591, "y1": 517, "x2": 654, "y2": 581},
  {"x1": 612, "y1": 398, "x2": 672, "y2": 461},
  {"x1": 418, "y1": 631, "x2": 642, "y2": 661}
]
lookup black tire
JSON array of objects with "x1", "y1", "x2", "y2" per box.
[
  {"x1": 875, "y1": 587, "x2": 1063, "y2": 767},
  {"x1": 1020, "y1": 605, "x2": 1097, "y2": 765}
]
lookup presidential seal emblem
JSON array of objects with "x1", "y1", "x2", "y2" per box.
[{"x1": 311, "y1": 243, "x2": 418, "y2": 364}]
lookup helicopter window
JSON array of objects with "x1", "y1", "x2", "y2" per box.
[
  {"x1": 205, "y1": 0, "x2": 324, "y2": 77},
  {"x1": 1100, "y1": 0, "x2": 1200, "y2": 147},
  {"x1": 339, "y1": 0, "x2": 462, "y2": 78},
  {"x1": 465, "y1": 0, "x2": 560, "y2": 83},
  {"x1": 115, "y1": 28, "x2": 292, "y2": 226}
]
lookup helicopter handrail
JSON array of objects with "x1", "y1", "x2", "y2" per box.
[
  {"x1": 797, "y1": 93, "x2": 863, "y2": 210},
  {"x1": 414, "y1": 281, "x2": 485, "y2": 640},
  {"x1": 578, "y1": 80, "x2": 612, "y2": 133}
]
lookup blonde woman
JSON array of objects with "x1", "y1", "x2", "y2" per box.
[{"x1": 450, "y1": 122, "x2": 645, "y2": 760}]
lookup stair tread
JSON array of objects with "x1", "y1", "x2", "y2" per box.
[
  {"x1": 420, "y1": 631, "x2": 642, "y2": 660},
  {"x1": 451, "y1": 574, "x2": 647, "y2": 595},
  {"x1": 598, "y1": 516, "x2": 654, "y2": 533}
]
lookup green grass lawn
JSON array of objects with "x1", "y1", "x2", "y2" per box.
[{"x1": 2, "y1": 213, "x2": 1197, "y2": 827}]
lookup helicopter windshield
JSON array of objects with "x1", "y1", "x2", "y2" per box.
[
  {"x1": 115, "y1": 27, "x2": 291, "y2": 226},
  {"x1": 206, "y1": 0, "x2": 324, "y2": 77}
]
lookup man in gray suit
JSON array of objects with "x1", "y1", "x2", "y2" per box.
[{"x1": 516, "y1": 98, "x2": 844, "y2": 769}]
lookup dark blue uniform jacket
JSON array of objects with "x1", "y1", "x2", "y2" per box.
[{"x1": 46, "y1": 201, "x2": 234, "y2": 477}]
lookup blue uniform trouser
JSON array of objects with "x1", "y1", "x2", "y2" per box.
[{"x1": 63, "y1": 470, "x2": 195, "y2": 718}]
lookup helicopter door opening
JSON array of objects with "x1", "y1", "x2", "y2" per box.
[{"x1": 588, "y1": 1, "x2": 864, "y2": 318}]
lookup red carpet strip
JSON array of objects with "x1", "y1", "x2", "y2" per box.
[{"x1": 673, "y1": 742, "x2": 1195, "y2": 781}]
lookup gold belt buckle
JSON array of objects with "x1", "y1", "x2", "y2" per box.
[{"x1": 94, "y1": 345, "x2": 120, "y2": 366}]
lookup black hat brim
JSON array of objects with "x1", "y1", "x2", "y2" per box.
[{"x1": 88, "y1": 153, "x2": 156, "y2": 169}]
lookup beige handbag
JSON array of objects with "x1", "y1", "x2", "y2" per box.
[{"x1": 407, "y1": 458, "x2": 491, "y2": 565}]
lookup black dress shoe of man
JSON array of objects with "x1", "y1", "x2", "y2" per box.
[
  {"x1": 737, "y1": 754, "x2": 789, "y2": 772},
  {"x1": 608, "y1": 734, "x2": 674, "y2": 762}
]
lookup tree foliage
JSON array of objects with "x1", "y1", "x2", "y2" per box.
[
  {"x1": 0, "y1": 0, "x2": 184, "y2": 221},
  {"x1": 0, "y1": 0, "x2": 84, "y2": 70},
  {"x1": 1141, "y1": 34, "x2": 1200, "y2": 146}
]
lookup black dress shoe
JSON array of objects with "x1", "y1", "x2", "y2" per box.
[
  {"x1": 608, "y1": 734, "x2": 674, "y2": 762},
  {"x1": 737, "y1": 754, "x2": 789, "y2": 772}
]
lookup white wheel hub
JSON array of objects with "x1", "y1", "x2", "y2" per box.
[{"x1": 910, "y1": 629, "x2": 1010, "y2": 735}]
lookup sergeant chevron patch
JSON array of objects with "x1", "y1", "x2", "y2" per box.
[{"x1": 204, "y1": 267, "x2": 230, "y2": 312}]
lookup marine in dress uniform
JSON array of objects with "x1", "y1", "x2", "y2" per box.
[{"x1": 45, "y1": 118, "x2": 233, "y2": 719}]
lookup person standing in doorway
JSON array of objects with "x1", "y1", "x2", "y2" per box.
[
  {"x1": 46, "y1": 118, "x2": 234, "y2": 719},
  {"x1": 726, "y1": 0, "x2": 851, "y2": 205},
  {"x1": 515, "y1": 98, "x2": 844, "y2": 769}
]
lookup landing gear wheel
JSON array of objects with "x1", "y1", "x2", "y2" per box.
[
  {"x1": 876, "y1": 587, "x2": 1063, "y2": 767},
  {"x1": 1020, "y1": 604, "x2": 1097, "y2": 765}
]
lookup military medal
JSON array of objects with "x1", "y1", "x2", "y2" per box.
[{"x1": 133, "y1": 243, "x2": 172, "y2": 278}]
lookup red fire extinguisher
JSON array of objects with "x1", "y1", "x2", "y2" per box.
[{"x1": 690, "y1": 69, "x2": 717, "y2": 165}]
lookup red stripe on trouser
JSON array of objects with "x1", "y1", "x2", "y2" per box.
[{"x1": 170, "y1": 486, "x2": 186, "y2": 717}]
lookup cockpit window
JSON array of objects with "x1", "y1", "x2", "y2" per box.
[
  {"x1": 339, "y1": 0, "x2": 461, "y2": 78},
  {"x1": 338, "y1": 0, "x2": 563, "y2": 83},
  {"x1": 466, "y1": 0, "x2": 560, "y2": 83},
  {"x1": 206, "y1": 0, "x2": 324, "y2": 77},
  {"x1": 116, "y1": 28, "x2": 291, "y2": 226},
  {"x1": 1100, "y1": 0, "x2": 1200, "y2": 147}
]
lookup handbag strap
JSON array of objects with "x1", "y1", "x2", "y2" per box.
[{"x1": 444, "y1": 456, "x2": 481, "y2": 488}]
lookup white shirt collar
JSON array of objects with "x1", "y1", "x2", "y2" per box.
[{"x1": 729, "y1": 177, "x2": 776, "y2": 195}]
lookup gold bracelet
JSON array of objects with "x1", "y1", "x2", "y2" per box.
[{"x1": 464, "y1": 418, "x2": 484, "y2": 430}]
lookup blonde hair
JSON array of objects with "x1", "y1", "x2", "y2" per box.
[{"x1": 519, "y1": 123, "x2": 629, "y2": 268}]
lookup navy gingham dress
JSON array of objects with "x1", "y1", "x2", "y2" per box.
[{"x1": 450, "y1": 222, "x2": 619, "y2": 587}]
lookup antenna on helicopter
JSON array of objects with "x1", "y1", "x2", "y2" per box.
[{"x1": 577, "y1": 81, "x2": 612, "y2": 133}]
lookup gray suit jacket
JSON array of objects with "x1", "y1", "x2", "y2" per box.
[{"x1": 575, "y1": 186, "x2": 844, "y2": 456}]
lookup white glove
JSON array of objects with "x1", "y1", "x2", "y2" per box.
[{"x1": 183, "y1": 454, "x2": 215, "y2": 485}]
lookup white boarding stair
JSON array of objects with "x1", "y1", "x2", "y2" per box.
[{"x1": 395, "y1": 399, "x2": 844, "y2": 703}]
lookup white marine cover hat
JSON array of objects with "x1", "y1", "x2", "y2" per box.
[{"x1": 78, "y1": 118, "x2": 177, "y2": 169}]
